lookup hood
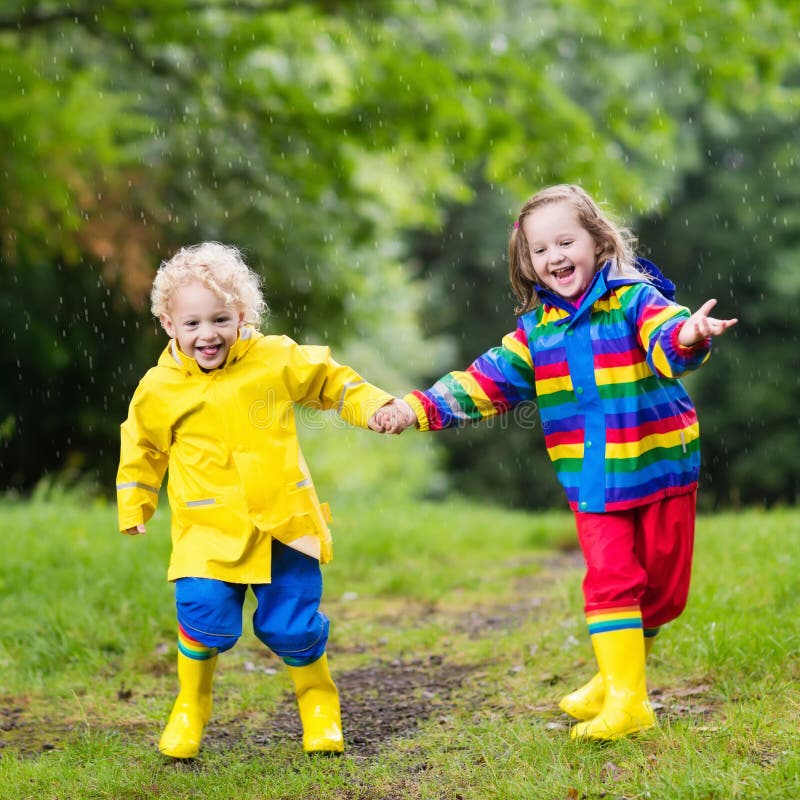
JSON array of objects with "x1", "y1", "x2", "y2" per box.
[
  {"x1": 605, "y1": 257, "x2": 676, "y2": 300},
  {"x1": 157, "y1": 325, "x2": 261, "y2": 375}
]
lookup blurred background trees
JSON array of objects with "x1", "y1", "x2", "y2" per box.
[{"x1": 1, "y1": 0, "x2": 798, "y2": 507}]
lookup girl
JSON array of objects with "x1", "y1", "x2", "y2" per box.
[
  {"x1": 374, "y1": 184, "x2": 737, "y2": 740},
  {"x1": 117, "y1": 242, "x2": 394, "y2": 758}
]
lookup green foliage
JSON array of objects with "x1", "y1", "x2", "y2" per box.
[
  {"x1": 636, "y1": 107, "x2": 800, "y2": 506},
  {"x1": 0, "y1": 1, "x2": 798, "y2": 504}
]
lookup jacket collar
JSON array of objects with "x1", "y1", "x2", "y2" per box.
[
  {"x1": 159, "y1": 325, "x2": 259, "y2": 375},
  {"x1": 536, "y1": 258, "x2": 676, "y2": 327}
]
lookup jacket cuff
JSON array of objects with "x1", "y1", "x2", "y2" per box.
[
  {"x1": 403, "y1": 392, "x2": 430, "y2": 432},
  {"x1": 118, "y1": 510, "x2": 145, "y2": 532},
  {"x1": 670, "y1": 321, "x2": 711, "y2": 360}
]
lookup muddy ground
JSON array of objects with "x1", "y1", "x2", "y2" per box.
[{"x1": 0, "y1": 551, "x2": 719, "y2": 761}]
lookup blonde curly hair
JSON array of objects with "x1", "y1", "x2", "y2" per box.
[{"x1": 151, "y1": 242, "x2": 268, "y2": 328}]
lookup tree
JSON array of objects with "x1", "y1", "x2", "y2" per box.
[
  {"x1": 1, "y1": 0, "x2": 798, "y2": 504},
  {"x1": 637, "y1": 108, "x2": 800, "y2": 507}
]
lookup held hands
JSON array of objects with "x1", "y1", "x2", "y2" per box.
[
  {"x1": 368, "y1": 398, "x2": 418, "y2": 434},
  {"x1": 678, "y1": 299, "x2": 738, "y2": 347}
]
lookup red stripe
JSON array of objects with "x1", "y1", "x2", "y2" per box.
[
  {"x1": 511, "y1": 325, "x2": 528, "y2": 345},
  {"x1": 534, "y1": 360, "x2": 570, "y2": 381},
  {"x1": 544, "y1": 428, "x2": 584, "y2": 448},
  {"x1": 413, "y1": 391, "x2": 442, "y2": 430},
  {"x1": 638, "y1": 301, "x2": 668, "y2": 325},
  {"x1": 593, "y1": 348, "x2": 645, "y2": 369},
  {"x1": 466, "y1": 365, "x2": 512, "y2": 408},
  {"x1": 606, "y1": 411, "x2": 697, "y2": 444},
  {"x1": 178, "y1": 623, "x2": 201, "y2": 645}
]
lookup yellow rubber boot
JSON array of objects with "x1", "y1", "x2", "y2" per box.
[
  {"x1": 159, "y1": 652, "x2": 217, "y2": 758},
  {"x1": 286, "y1": 654, "x2": 344, "y2": 754},
  {"x1": 560, "y1": 635, "x2": 656, "y2": 721},
  {"x1": 559, "y1": 670, "x2": 605, "y2": 721},
  {"x1": 571, "y1": 627, "x2": 655, "y2": 741}
]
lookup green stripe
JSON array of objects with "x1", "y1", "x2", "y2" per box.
[
  {"x1": 605, "y1": 438, "x2": 700, "y2": 473},
  {"x1": 536, "y1": 388, "x2": 576, "y2": 410},
  {"x1": 598, "y1": 375, "x2": 664, "y2": 400},
  {"x1": 501, "y1": 347, "x2": 535, "y2": 378},
  {"x1": 550, "y1": 441, "x2": 699, "y2": 475},
  {"x1": 589, "y1": 308, "x2": 626, "y2": 325},
  {"x1": 548, "y1": 457, "x2": 583, "y2": 473},
  {"x1": 441, "y1": 373, "x2": 481, "y2": 420}
]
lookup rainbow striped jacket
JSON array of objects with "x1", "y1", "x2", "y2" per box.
[{"x1": 405, "y1": 260, "x2": 711, "y2": 513}]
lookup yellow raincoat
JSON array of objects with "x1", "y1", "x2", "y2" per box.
[{"x1": 116, "y1": 327, "x2": 393, "y2": 583}]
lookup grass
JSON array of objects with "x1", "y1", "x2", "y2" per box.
[{"x1": 1, "y1": 487, "x2": 799, "y2": 799}]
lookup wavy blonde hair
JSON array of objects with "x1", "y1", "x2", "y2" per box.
[
  {"x1": 151, "y1": 242, "x2": 268, "y2": 327},
  {"x1": 508, "y1": 184, "x2": 641, "y2": 314}
]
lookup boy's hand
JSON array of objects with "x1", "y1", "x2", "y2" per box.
[
  {"x1": 679, "y1": 299, "x2": 738, "y2": 347},
  {"x1": 369, "y1": 399, "x2": 418, "y2": 434},
  {"x1": 123, "y1": 524, "x2": 146, "y2": 535}
]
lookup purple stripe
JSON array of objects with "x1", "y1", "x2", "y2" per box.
[
  {"x1": 561, "y1": 484, "x2": 580, "y2": 504},
  {"x1": 471, "y1": 355, "x2": 530, "y2": 404},
  {"x1": 605, "y1": 470, "x2": 697, "y2": 504},
  {"x1": 591, "y1": 333, "x2": 639, "y2": 355},
  {"x1": 543, "y1": 412, "x2": 585, "y2": 433},
  {"x1": 605, "y1": 394, "x2": 696, "y2": 430},
  {"x1": 605, "y1": 402, "x2": 677, "y2": 429},
  {"x1": 533, "y1": 347, "x2": 567, "y2": 367}
]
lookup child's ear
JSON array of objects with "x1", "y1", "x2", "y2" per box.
[{"x1": 160, "y1": 314, "x2": 176, "y2": 338}]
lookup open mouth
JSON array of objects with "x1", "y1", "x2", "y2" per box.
[
  {"x1": 197, "y1": 345, "x2": 221, "y2": 359},
  {"x1": 552, "y1": 265, "x2": 575, "y2": 283}
]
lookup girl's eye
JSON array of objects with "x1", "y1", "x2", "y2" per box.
[{"x1": 561, "y1": 240, "x2": 573, "y2": 247}]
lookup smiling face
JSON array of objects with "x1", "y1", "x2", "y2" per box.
[
  {"x1": 160, "y1": 280, "x2": 243, "y2": 370},
  {"x1": 522, "y1": 201, "x2": 602, "y2": 301}
]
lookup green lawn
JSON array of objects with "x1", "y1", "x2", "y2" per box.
[{"x1": 1, "y1": 490, "x2": 798, "y2": 799}]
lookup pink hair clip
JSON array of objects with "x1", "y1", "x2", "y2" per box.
[{"x1": 513, "y1": 220, "x2": 520, "y2": 229}]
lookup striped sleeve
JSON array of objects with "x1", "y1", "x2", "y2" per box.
[
  {"x1": 623, "y1": 284, "x2": 711, "y2": 378},
  {"x1": 406, "y1": 323, "x2": 535, "y2": 431}
]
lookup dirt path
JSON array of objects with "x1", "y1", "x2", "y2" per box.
[{"x1": 0, "y1": 550, "x2": 718, "y2": 761}]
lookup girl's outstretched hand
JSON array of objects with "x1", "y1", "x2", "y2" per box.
[
  {"x1": 678, "y1": 299, "x2": 738, "y2": 347},
  {"x1": 369, "y1": 398, "x2": 418, "y2": 434}
]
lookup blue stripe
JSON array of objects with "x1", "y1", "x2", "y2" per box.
[{"x1": 588, "y1": 619, "x2": 643, "y2": 635}]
